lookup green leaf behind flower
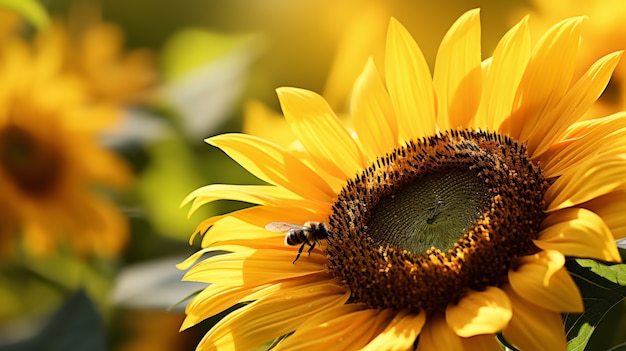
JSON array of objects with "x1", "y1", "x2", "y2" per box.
[
  {"x1": 0, "y1": 290, "x2": 105, "y2": 351},
  {"x1": 564, "y1": 252, "x2": 626, "y2": 351}
]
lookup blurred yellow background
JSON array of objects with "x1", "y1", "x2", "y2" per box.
[{"x1": 1, "y1": 0, "x2": 625, "y2": 350}]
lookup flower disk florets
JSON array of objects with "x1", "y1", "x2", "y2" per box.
[{"x1": 326, "y1": 130, "x2": 550, "y2": 314}]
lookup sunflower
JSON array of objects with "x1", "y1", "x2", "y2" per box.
[
  {"x1": 41, "y1": 13, "x2": 156, "y2": 105},
  {"x1": 0, "y1": 33, "x2": 131, "y2": 258},
  {"x1": 62, "y1": 13, "x2": 156, "y2": 105},
  {"x1": 180, "y1": 9, "x2": 625, "y2": 350}
]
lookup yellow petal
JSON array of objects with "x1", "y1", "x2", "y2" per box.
[
  {"x1": 184, "y1": 273, "x2": 336, "y2": 330},
  {"x1": 32, "y1": 24, "x2": 66, "y2": 80},
  {"x1": 176, "y1": 248, "x2": 210, "y2": 270},
  {"x1": 542, "y1": 114, "x2": 626, "y2": 177},
  {"x1": 182, "y1": 283, "x2": 260, "y2": 330},
  {"x1": 536, "y1": 208, "x2": 621, "y2": 262},
  {"x1": 433, "y1": 8, "x2": 482, "y2": 130},
  {"x1": 417, "y1": 314, "x2": 501, "y2": 351},
  {"x1": 203, "y1": 238, "x2": 289, "y2": 254},
  {"x1": 323, "y1": 1, "x2": 389, "y2": 110},
  {"x1": 502, "y1": 285, "x2": 567, "y2": 351},
  {"x1": 351, "y1": 57, "x2": 398, "y2": 160},
  {"x1": 509, "y1": 250, "x2": 583, "y2": 312},
  {"x1": 197, "y1": 280, "x2": 349, "y2": 351},
  {"x1": 581, "y1": 190, "x2": 626, "y2": 239},
  {"x1": 187, "y1": 204, "x2": 324, "y2": 245},
  {"x1": 74, "y1": 196, "x2": 129, "y2": 256},
  {"x1": 275, "y1": 306, "x2": 393, "y2": 351},
  {"x1": 445, "y1": 286, "x2": 512, "y2": 337},
  {"x1": 508, "y1": 17, "x2": 583, "y2": 142},
  {"x1": 361, "y1": 310, "x2": 426, "y2": 351},
  {"x1": 182, "y1": 184, "x2": 315, "y2": 216},
  {"x1": 560, "y1": 112, "x2": 626, "y2": 140},
  {"x1": 530, "y1": 51, "x2": 623, "y2": 157},
  {"x1": 476, "y1": 15, "x2": 530, "y2": 131},
  {"x1": 199, "y1": 216, "x2": 282, "y2": 249},
  {"x1": 546, "y1": 153, "x2": 626, "y2": 211},
  {"x1": 385, "y1": 17, "x2": 436, "y2": 141},
  {"x1": 183, "y1": 249, "x2": 327, "y2": 286},
  {"x1": 206, "y1": 133, "x2": 336, "y2": 203},
  {"x1": 277, "y1": 87, "x2": 365, "y2": 180}
]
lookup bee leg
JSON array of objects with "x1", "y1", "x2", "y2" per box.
[
  {"x1": 293, "y1": 242, "x2": 307, "y2": 264},
  {"x1": 307, "y1": 240, "x2": 318, "y2": 257}
]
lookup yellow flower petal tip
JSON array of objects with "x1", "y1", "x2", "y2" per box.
[{"x1": 445, "y1": 287, "x2": 512, "y2": 337}]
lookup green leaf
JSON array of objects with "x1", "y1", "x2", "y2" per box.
[
  {"x1": 135, "y1": 133, "x2": 217, "y2": 240},
  {"x1": 161, "y1": 28, "x2": 262, "y2": 80},
  {"x1": 607, "y1": 343, "x2": 626, "y2": 351},
  {"x1": 0, "y1": 290, "x2": 105, "y2": 351},
  {"x1": 564, "y1": 257, "x2": 626, "y2": 351},
  {"x1": 0, "y1": 0, "x2": 49, "y2": 29}
]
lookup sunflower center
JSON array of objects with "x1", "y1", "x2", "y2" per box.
[
  {"x1": 0, "y1": 125, "x2": 64, "y2": 196},
  {"x1": 367, "y1": 168, "x2": 489, "y2": 253},
  {"x1": 326, "y1": 130, "x2": 549, "y2": 314}
]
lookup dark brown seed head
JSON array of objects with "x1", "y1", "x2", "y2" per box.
[{"x1": 325, "y1": 130, "x2": 549, "y2": 314}]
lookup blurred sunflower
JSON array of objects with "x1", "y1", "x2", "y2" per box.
[
  {"x1": 61, "y1": 2, "x2": 156, "y2": 105},
  {"x1": 180, "y1": 9, "x2": 625, "y2": 351},
  {"x1": 44, "y1": 2, "x2": 156, "y2": 106},
  {"x1": 0, "y1": 8, "x2": 22, "y2": 39},
  {"x1": 0, "y1": 31, "x2": 131, "y2": 258}
]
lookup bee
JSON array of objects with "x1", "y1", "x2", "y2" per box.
[{"x1": 265, "y1": 221, "x2": 329, "y2": 263}]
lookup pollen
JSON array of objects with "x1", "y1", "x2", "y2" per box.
[{"x1": 326, "y1": 130, "x2": 549, "y2": 314}]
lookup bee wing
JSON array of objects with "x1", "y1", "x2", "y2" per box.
[{"x1": 265, "y1": 222, "x2": 306, "y2": 233}]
